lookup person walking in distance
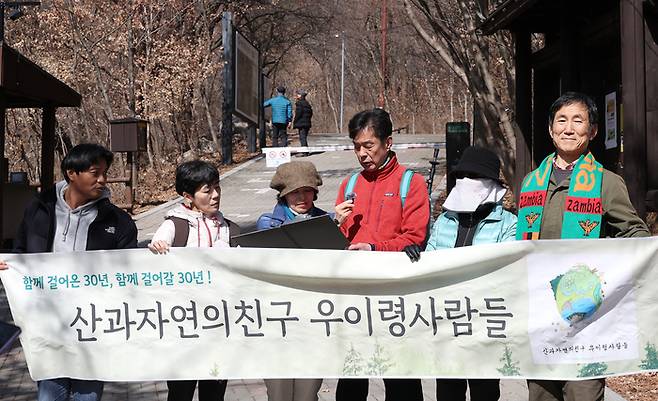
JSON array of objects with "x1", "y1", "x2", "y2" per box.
[
  {"x1": 264, "y1": 85, "x2": 293, "y2": 147},
  {"x1": 293, "y1": 89, "x2": 313, "y2": 155}
]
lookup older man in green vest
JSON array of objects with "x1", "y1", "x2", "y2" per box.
[{"x1": 517, "y1": 92, "x2": 650, "y2": 401}]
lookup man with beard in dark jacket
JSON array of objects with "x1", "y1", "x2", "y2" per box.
[
  {"x1": 0, "y1": 143, "x2": 137, "y2": 401},
  {"x1": 293, "y1": 89, "x2": 313, "y2": 155}
]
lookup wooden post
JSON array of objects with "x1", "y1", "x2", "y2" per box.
[
  {"x1": 248, "y1": 125, "x2": 257, "y2": 153},
  {"x1": 644, "y1": 4, "x2": 658, "y2": 194},
  {"x1": 258, "y1": 72, "x2": 266, "y2": 149},
  {"x1": 126, "y1": 152, "x2": 135, "y2": 212},
  {"x1": 0, "y1": 98, "x2": 5, "y2": 244},
  {"x1": 132, "y1": 151, "x2": 138, "y2": 199},
  {"x1": 41, "y1": 106, "x2": 56, "y2": 190},
  {"x1": 620, "y1": 0, "x2": 647, "y2": 217},
  {"x1": 379, "y1": 0, "x2": 388, "y2": 109},
  {"x1": 514, "y1": 30, "x2": 533, "y2": 198},
  {"x1": 559, "y1": 0, "x2": 580, "y2": 92},
  {"x1": 221, "y1": 12, "x2": 234, "y2": 165}
]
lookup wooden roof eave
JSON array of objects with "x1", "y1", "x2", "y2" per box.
[
  {"x1": 0, "y1": 42, "x2": 81, "y2": 109},
  {"x1": 479, "y1": 0, "x2": 542, "y2": 35}
]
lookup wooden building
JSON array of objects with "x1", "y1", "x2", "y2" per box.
[
  {"x1": 0, "y1": 41, "x2": 81, "y2": 245},
  {"x1": 481, "y1": 0, "x2": 658, "y2": 216}
]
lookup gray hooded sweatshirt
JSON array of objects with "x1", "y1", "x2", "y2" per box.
[{"x1": 53, "y1": 180, "x2": 110, "y2": 253}]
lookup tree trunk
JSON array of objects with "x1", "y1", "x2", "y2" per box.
[
  {"x1": 404, "y1": 0, "x2": 519, "y2": 190},
  {"x1": 201, "y1": 83, "x2": 220, "y2": 152},
  {"x1": 64, "y1": 0, "x2": 114, "y2": 121},
  {"x1": 449, "y1": 76, "x2": 454, "y2": 121},
  {"x1": 142, "y1": 3, "x2": 155, "y2": 168},
  {"x1": 79, "y1": 106, "x2": 92, "y2": 142},
  {"x1": 324, "y1": 69, "x2": 340, "y2": 133},
  {"x1": 127, "y1": 10, "x2": 136, "y2": 116}
]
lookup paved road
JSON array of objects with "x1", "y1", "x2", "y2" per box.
[
  {"x1": 0, "y1": 132, "x2": 624, "y2": 400},
  {"x1": 136, "y1": 133, "x2": 446, "y2": 242}
]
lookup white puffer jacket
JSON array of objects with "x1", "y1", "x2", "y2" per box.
[{"x1": 150, "y1": 204, "x2": 231, "y2": 248}]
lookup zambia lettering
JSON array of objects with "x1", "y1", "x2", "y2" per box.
[
  {"x1": 519, "y1": 191, "x2": 545, "y2": 208},
  {"x1": 565, "y1": 197, "x2": 602, "y2": 214}
]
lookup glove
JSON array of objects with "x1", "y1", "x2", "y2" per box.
[{"x1": 403, "y1": 244, "x2": 422, "y2": 262}]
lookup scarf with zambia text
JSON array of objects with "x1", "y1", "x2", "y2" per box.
[{"x1": 516, "y1": 152, "x2": 603, "y2": 240}]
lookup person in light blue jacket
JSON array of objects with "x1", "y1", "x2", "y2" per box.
[
  {"x1": 426, "y1": 146, "x2": 516, "y2": 401},
  {"x1": 264, "y1": 86, "x2": 293, "y2": 147}
]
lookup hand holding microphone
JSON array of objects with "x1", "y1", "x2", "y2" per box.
[{"x1": 334, "y1": 192, "x2": 356, "y2": 226}]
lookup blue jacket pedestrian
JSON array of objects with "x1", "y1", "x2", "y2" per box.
[{"x1": 264, "y1": 92, "x2": 292, "y2": 124}]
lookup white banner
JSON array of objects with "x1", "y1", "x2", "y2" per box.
[{"x1": 1, "y1": 237, "x2": 658, "y2": 381}]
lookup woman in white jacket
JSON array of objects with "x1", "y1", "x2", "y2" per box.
[{"x1": 149, "y1": 160, "x2": 239, "y2": 401}]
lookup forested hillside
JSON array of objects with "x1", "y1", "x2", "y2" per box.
[{"x1": 3, "y1": 0, "x2": 513, "y2": 204}]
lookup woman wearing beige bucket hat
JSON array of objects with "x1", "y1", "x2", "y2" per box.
[
  {"x1": 256, "y1": 161, "x2": 329, "y2": 230},
  {"x1": 256, "y1": 161, "x2": 327, "y2": 401}
]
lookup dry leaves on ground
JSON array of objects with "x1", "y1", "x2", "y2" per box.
[{"x1": 608, "y1": 373, "x2": 658, "y2": 401}]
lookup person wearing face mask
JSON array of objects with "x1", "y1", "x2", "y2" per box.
[
  {"x1": 255, "y1": 160, "x2": 326, "y2": 401},
  {"x1": 426, "y1": 146, "x2": 517, "y2": 251},
  {"x1": 425, "y1": 146, "x2": 516, "y2": 401}
]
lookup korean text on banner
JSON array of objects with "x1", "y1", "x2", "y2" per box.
[{"x1": 1, "y1": 237, "x2": 658, "y2": 381}]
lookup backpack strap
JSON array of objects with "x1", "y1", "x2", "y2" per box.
[
  {"x1": 343, "y1": 170, "x2": 414, "y2": 207},
  {"x1": 399, "y1": 169, "x2": 414, "y2": 208},
  {"x1": 344, "y1": 173, "x2": 360, "y2": 200},
  {"x1": 168, "y1": 216, "x2": 189, "y2": 248},
  {"x1": 225, "y1": 218, "x2": 241, "y2": 247}
]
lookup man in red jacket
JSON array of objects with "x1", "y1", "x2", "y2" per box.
[{"x1": 334, "y1": 108, "x2": 428, "y2": 401}]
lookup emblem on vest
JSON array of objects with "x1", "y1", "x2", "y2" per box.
[
  {"x1": 525, "y1": 212, "x2": 540, "y2": 228},
  {"x1": 105, "y1": 226, "x2": 116, "y2": 234},
  {"x1": 578, "y1": 220, "x2": 599, "y2": 237}
]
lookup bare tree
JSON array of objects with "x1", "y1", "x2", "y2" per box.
[
  {"x1": 403, "y1": 0, "x2": 521, "y2": 190},
  {"x1": 3, "y1": 0, "x2": 508, "y2": 205}
]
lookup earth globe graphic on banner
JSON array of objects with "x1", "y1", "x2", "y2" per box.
[{"x1": 550, "y1": 264, "x2": 604, "y2": 324}]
